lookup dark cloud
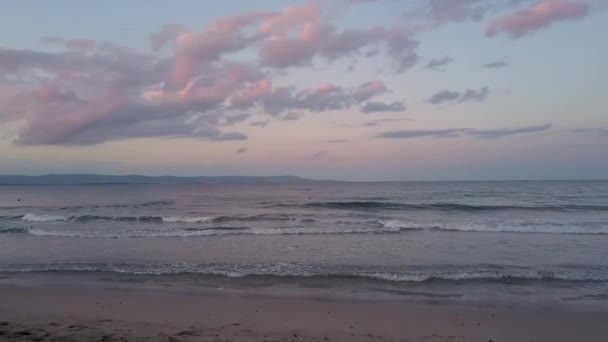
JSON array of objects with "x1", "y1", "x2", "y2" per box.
[
  {"x1": 262, "y1": 81, "x2": 388, "y2": 115},
  {"x1": 483, "y1": 61, "x2": 508, "y2": 68},
  {"x1": 236, "y1": 147, "x2": 248, "y2": 154},
  {"x1": 362, "y1": 101, "x2": 406, "y2": 113},
  {"x1": 365, "y1": 48, "x2": 379, "y2": 58},
  {"x1": 376, "y1": 128, "x2": 467, "y2": 139},
  {"x1": 376, "y1": 118, "x2": 412, "y2": 122},
  {"x1": 213, "y1": 132, "x2": 248, "y2": 141},
  {"x1": 364, "y1": 117, "x2": 412, "y2": 126},
  {"x1": 397, "y1": 53, "x2": 419, "y2": 72},
  {"x1": 428, "y1": 87, "x2": 490, "y2": 104},
  {"x1": 428, "y1": 90, "x2": 461, "y2": 104},
  {"x1": 427, "y1": 0, "x2": 488, "y2": 25},
  {"x1": 468, "y1": 124, "x2": 551, "y2": 138},
  {"x1": 459, "y1": 87, "x2": 490, "y2": 102},
  {"x1": 249, "y1": 121, "x2": 269, "y2": 128},
  {"x1": 223, "y1": 113, "x2": 251, "y2": 126},
  {"x1": 376, "y1": 124, "x2": 552, "y2": 139},
  {"x1": 427, "y1": 56, "x2": 454, "y2": 71}
]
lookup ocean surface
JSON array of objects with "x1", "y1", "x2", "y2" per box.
[{"x1": 1, "y1": 181, "x2": 608, "y2": 306}]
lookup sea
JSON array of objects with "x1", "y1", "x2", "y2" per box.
[{"x1": 1, "y1": 180, "x2": 607, "y2": 308}]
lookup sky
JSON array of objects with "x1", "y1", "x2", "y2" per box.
[{"x1": 0, "y1": 0, "x2": 607, "y2": 181}]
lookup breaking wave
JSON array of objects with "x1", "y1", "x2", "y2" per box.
[
  {"x1": 15, "y1": 213, "x2": 315, "y2": 224},
  {"x1": 3, "y1": 216, "x2": 607, "y2": 237},
  {"x1": 1, "y1": 263, "x2": 607, "y2": 284}
]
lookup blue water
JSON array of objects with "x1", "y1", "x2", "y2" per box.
[{"x1": 1, "y1": 181, "x2": 607, "y2": 305}]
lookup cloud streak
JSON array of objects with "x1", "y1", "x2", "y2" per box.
[
  {"x1": 469, "y1": 124, "x2": 552, "y2": 138},
  {"x1": 376, "y1": 124, "x2": 552, "y2": 139},
  {"x1": 459, "y1": 87, "x2": 490, "y2": 103},
  {"x1": 361, "y1": 101, "x2": 406, "y2": 113},
  {"x1": 427, "y1": 56, "x2": 454, "y2": 71},
  {"x1": 429, "y1": 87, "x2": 490, "y2": 104},
  {"x1": 486, "y1": 0, "x2": 589, "y2": 38},
  {"x1": 428, "y1": 90, "x2": 461, "y2": 104},
  {"x1": 483, "y1": 61, "x2": 508, "y2": 68}
]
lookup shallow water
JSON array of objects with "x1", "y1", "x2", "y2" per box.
[{"x1": 1, "y1": 181, "x2": 607, "y2": 306}]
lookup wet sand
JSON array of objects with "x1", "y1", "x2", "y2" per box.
[{"x1": 0, "y1": 273, "x2": 607, "y2": 341}]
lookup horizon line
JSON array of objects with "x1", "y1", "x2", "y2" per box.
[{"x1": 0, "y1": 173, "x2": 606, "y2": 184}]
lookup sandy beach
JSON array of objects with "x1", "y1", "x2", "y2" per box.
[{"x1": 0, "y1": 273, "x2": 606, "y2": 342}]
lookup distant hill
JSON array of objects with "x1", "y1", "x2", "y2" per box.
[{"x1": 0, "y1": 174, "x2": 318, "y2": 185}]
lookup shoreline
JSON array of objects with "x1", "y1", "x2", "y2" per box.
[{"x1": 1, "y1": 272, "x2": 607, "y2": 341}]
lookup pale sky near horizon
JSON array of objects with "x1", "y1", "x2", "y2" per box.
[{"x1": 0, "y1": 0, "x2": 607, "y2": 181}]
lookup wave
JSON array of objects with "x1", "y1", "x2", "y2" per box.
[
  {"x1": 282, "y1": 201, "x2": 608, "y2": 212},
  {"x1": 377, "y1": 220, "x2": 608, "y2": 235},
  {"x1": 22, "y1": 213, "x2": 69, "y2": 222},
  {"x1": 160, "y1": 216, "x2": 214, "y2": 223},
  {"x1": 17, "y1": 213, "x2": 213, "y2": 224},
  {"x1": 212, "y1": 214, "x2": 301, "y2": 223},
  {"x1": 10, "y1": 224, "x2": 424, "y2": 238},
  {"x1": 6, "y1": 216, "x2": 607, "y2": 236},
  {"x1": 376, "y1": 220, "x2": 608, "y2": 235},
  {"x1": 25, "y1": 227, "x2": 250, "y2": 238},
  {"x1": 0, "y1": 227, "x2": 29, "y2": 234},
  {"x1": 0, "y1": 215, "x2": 26, "y2": 220},
  {"x1": 16, "y1": 213, "x2": 314, "y2": 224},
  {"x1": 2, "y1": 263, "x2": 607, "y2": 284}
]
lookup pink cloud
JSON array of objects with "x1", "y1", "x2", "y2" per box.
[
  {"x1": 0, "y1": 1, "x2": 412, "y2": 146},
  {"x1": 33, "y1": 83, "x2": 79, "y2": 104},
  {"x1": 353, "y1": 80, "x2": 388, "y2": 101},
  {"x1": 167, "y1": 13, "x2": 271, "y2": 87},
  {"x1": 258, "y1": 2, "x2": 319, "y2": 34},
  {"x1": 0, "y1": 45, "x2": 255, "y2": 145},
  {"x1": 148, "y1": 62, "x2": 263, "y2": 107},
  {"x1": 316, "y1": 82, "x2": 337, "y2": 95},
  {"x1": 230, "y1": 79, "x2": 273, "y2": 108},
  {"x1": 486, "y1": 0, "x2": 589, "y2": 38},
  {"x1": 169, "y1": 30, "x2": 241, "y2": 87},
  {"x1": 259, "y1": 21, "x2": 328, "y2": 68},
  {"x1": 259, "y1": 23, "x2": 416, "y2": 69}
]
